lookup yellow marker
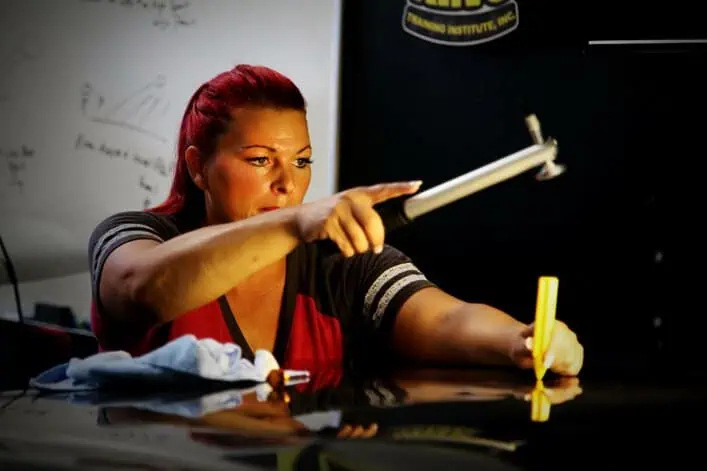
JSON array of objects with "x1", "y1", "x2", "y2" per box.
[
  {"x1": 533, "y1": 276, "x2": 559, "y2": 381},
  {"x1": 530, "y1": 380, "x2": 551, "y2": 422}
]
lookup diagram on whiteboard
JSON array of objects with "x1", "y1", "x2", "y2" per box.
[{"x1": 81, "y1": 75, "x2": 170, "y2": 143}]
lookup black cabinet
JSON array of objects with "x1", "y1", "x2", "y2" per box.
[{"x1": 338, "y1": 0, "x2": 706, "y2": 369}]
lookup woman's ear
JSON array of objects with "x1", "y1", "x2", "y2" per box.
[{"x1": 185, "y1": 145, "x2": 207, "y2": 190}]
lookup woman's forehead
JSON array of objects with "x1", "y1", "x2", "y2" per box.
[{"x1": 221, "y1": 107, "x2": 309, "y2": 150}]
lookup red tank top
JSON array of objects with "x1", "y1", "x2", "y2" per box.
[{"x1": 90, "y1": 291, "x2": 344, "y2": 372}]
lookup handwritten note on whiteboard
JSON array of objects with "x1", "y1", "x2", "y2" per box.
[{"x1": 0, "y1": 0, "x2": 341, "y2": 282}]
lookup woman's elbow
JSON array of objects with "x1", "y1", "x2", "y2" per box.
[{"x1": 120, "y1": 264, "x2": 171, "y2": 325}]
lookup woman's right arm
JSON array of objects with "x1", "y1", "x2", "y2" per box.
[
  {"x1": 96, "y1": 181, "x2": 421, "y2": 327},
  {"x1": 98, "y1": 206, "x2": 301, "y2": 326}
]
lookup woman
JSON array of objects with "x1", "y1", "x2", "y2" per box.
[{"x1": 88, "y1": 64, "x2": 583, "y2": 374}]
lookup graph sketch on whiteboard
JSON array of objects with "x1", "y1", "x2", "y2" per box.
[{"x1": 81, "y1": 75, "x2": 170, "y2": 143}]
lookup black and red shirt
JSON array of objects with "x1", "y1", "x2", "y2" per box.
[{"x1": 88, "y1": 211, "x2": 436, "y2": 371}]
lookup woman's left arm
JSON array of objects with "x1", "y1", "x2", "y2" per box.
[{"x1": 390, "y1": 287, "x2": 584, "y2": 376}]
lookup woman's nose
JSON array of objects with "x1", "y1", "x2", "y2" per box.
[{"x1": 272, "y1": 165, "x2": 295, "y2": 195}]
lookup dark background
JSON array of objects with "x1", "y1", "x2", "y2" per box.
[{"x1": 337, "y1": 0, "x2": 707, "y2": 375}]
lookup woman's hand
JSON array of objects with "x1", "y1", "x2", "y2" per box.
[
  {"x1": 512, "y1": 376, "x2": 583, "y2": 405},
  {"x1": 509, "y1": 320, "x2": 584, "y2": 376},
  {"x1": 294, "y1": 181, "x2": 422, "y2": 257}
]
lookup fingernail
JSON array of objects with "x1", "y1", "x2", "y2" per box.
[
  {"x1": 374, "y1": 245, "x2": 383, "y2": 254},
  {"x1": 544, "y1": 353, "x2": 555, "y2": 369},
  {"x1": 524, "y1": 393, "x2": 531, "y2": 402},
  {"x1": 525, "y1": 337, "x2": 533, "y2": 351},
  {"x1": 409, "y1": 180, "x2": 423, "y2": 187}
]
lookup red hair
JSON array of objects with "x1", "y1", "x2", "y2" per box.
[{"x1": 147, "y1": 64, "x2": 307, "y2": 224}]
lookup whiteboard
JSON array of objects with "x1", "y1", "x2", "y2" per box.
[{"x1": 0, "y1": 0, "x2": 342, "y2": 282}]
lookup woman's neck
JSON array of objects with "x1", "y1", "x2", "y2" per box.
[{"x1": 227, "y1": 257, "x2": 287, "y2": 297}]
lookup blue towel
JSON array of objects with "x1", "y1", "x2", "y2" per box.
[{"x1": 29, "y1": 334, "x2": 309, "y2": 392}]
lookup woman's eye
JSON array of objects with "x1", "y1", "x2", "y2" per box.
[
  {"x1": 246, "y1": 157, "x2": 269, "y2": 166},
  {"x1": 294, "y1": 158, "x2": 313, "y2": 168}
]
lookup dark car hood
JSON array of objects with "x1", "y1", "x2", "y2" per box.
[{"x1": 1, "y1": 367, "x2": 705, "y2": 470}]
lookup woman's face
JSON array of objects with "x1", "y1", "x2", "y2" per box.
[{"x1": 193, "y1": 106, "x2": 312, "y2": 224}]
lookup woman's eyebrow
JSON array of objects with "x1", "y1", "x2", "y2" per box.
[{"x1": 239, "y1": 144, "x2": 311, "y2": 153}]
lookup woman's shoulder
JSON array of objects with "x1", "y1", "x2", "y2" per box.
[
  {"x1": 309, "y1": 241, "x2": 414, "y2": 265},
  {"x1": 92, "y1": 209, "x2": 176, "y2": 226},
  {"x1": 302, "y1": 241, "x2": 426, "y2": 283},
  {"x1": 88, "y1": 210, "x2": 184, "y2": 253}
]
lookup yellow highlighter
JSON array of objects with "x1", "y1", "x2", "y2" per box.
[
  {"x1": 530, "y1": 380, "x2": 551, "y2": 422},
  {"x1": 532, "y1": 276, "x2": 559, "y2": 381}
]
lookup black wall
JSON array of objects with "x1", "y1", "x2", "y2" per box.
[{"x1": 337, "y1": 0, "x2": 707, "y2": 374}]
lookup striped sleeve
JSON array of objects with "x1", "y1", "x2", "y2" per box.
[
  {"x1": 359, "y1": 246, "x2": 436, "y2": 333},
  {"x1": 88, "y1": 211, "x2": 179, "y2": 309},
  {"x1": 317, "y1": 242, "x2": 437, "y2": 360}
]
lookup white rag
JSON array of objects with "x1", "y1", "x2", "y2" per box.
[{"x1": 29, "y1": 334, "x2": 310, "y2": 392}]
